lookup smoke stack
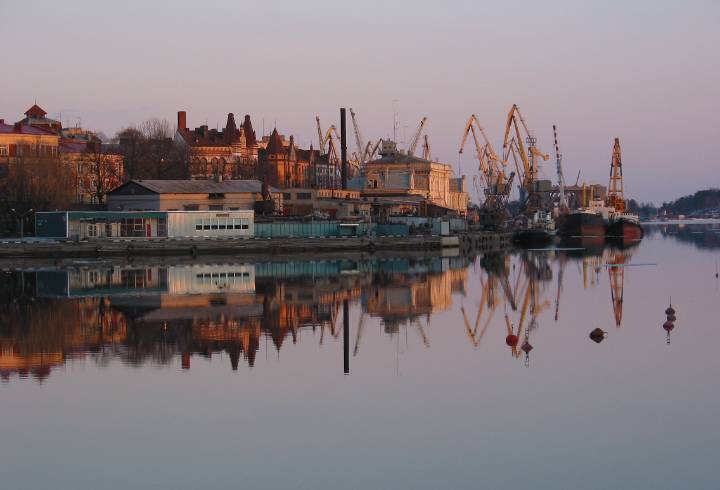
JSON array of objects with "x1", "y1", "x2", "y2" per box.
[
  {"x1": 340, "y1": 108, "x2": 348, "y2": 190},
  {"x1": 177, "y1": 111, "x2": 187, "y2": 131}
]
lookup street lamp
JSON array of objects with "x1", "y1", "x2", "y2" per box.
[{"x1": 10, "y1": 208, "x2": 34, "y2": 239}]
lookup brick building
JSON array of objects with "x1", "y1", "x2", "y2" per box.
[
  {"x1": 259, "y1": 128, "x2": 338, "y2": 189},
  {"x1": 175, "y1": 110, "x2": 258, "y2": 181}
]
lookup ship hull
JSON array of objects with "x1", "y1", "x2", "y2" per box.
[
  {"x1": 513, "y1": 229, "x2": 556, "y2": 247},
  {"x1": 558, "y1": 212, "x2": 605, "y2": 237},
  {"x1": 606, "y1": 219, "x2": 644, "y2": 241}
]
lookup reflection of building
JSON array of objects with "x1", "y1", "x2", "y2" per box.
[
  {"x1": 365, "y1": 258, "x2": 467, "y2": 331},
  {"x1": 3, "y1": 257, "x2": 471, "y2": 380},
  {"x1": 0, "y1": 295, "x2": 127, "y2": 382}
]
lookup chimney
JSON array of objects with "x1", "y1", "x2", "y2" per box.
[
  {"x1": 340, "y1": 108, "x2": 348, "y2": 190},
  {"x1": 177, "y1": 111, "x2": 187, "y2": 131}
]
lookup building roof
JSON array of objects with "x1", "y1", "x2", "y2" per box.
[
  {"x1": 109, "y1": 179, "x2": 278, "y2": 195},
  {"x1": 25, "y1": 104, "x2": 47, "y2": 117},
  {"x1": 265, "y1": 128, "x2": 285, "y2": 154},
  {"x1": 0, "y1": 122, "x2": 58, "y2": 136},
  {"x1": 176, "y1": 113, "x2": 258, "y2": 148},
  {"x1": 242, "y1": 115, "x2": 257, "y2": 146}
]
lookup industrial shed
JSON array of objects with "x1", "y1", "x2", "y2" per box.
[
  {"x1": 106, "y1": 179, "x2": 282, "y2": 213},
  {"x1": 35, "y1": 210, "x2": 254, "y2": 240}
]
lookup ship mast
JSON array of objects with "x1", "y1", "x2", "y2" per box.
[{"x1": 607, "y1": 137, "x2": 625, "y2": 212}]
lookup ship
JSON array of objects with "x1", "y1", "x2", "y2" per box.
[
  {"x1": 606, "y1": 211, "x2": 644, "y2": 240},
  {"x1": 514, "y1": 210, "x2": 556, "y2": 246},
  {"x1": 558, "y1": 209, "x2": 605, "y2": 237}
]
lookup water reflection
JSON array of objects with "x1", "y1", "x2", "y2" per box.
[
  {"x1": 646, "y1": 221, "x2": 720, "y2": 249},
  {"x1": 0, "y1": 237, "x2": 659, "y2": 382}
]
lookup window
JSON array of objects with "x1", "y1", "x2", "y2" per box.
[
  {"x1": 296, "y1": 192, "x2": 311, "y2": 200},
  {"x1": 283, "y1": 192, "x2": 292, "y2": 200},
  {"x1": 203, "y1": 222, "x2": 211, "y2": 230},
  {"x1": 157, "y1": 218, "x2": 167, "y2": 237},
  {"x1": 219, "y1": 220, "x2": 227, "y2": 230},
  {"x1": 209, "y1": 204, "x2": 223, "y2": 211},
  {"x1": 195, "y1": 220, "x2": 203, "y2": 231},
  {"x1": 87, "y1": 224, "x2": 98, "y2": 237},
  {"x1": 184, "y1": 204, "x2": 199, "y2": 211},
  {"x1": 120, "y1": 218, "x2": 146, "y2": 237},
  {"x1": 211, "y1": 219, "x2": 218, "y2": 230},
  {"x1": 0, "y1": 145, "x2": 7, "y2": 157}
]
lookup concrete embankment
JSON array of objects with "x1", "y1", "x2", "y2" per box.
[{"x1": 0, "y1": 232, "x2": 510, "y2": 259}]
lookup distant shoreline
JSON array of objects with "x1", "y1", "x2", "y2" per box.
[{"x1": 643, "y1": 218, "x2": 720, "y2": 225}]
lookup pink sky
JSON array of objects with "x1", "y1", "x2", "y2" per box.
[{"x1": 2, "y1": 0, "x2": 718, "y2": 203}]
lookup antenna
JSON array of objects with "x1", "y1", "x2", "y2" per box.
[{"x1": 392, "y1": 98, "x2": 399, "y2": 142}]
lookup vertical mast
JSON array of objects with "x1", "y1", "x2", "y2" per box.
[
  {"x1": 608, "y1": 137, "x2": 625, "y2": 212},
  {"x1": 553, "y1": 125, "x2": 567, "y2": 209}
]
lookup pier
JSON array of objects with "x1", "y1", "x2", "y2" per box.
[{"x1": 0, "y1": 231, "x2": 510, "y2": 260}]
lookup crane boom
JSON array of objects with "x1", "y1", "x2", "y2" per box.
[
  {"x1": 349, "y1": 108, "x2": 366, "y2": 163},
  {"x1": 316, "y1": 116, "x2": 325, "y2": 155},
  {"x1": 407, "y1": 117, "x2": 427, "y2": 156}
]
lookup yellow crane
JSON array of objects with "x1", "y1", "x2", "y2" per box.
[
  {"x1": 460, "y1": 114, "x2": 515, "y2": 228},
  {"x1": 502, "y1": 104, "x2": 549, "y2": 197}
]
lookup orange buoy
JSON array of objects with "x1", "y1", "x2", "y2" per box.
[{"x1": 506, "y1": 334, "x2": 518, "y2": 347}]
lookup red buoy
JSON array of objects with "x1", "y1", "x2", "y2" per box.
[
  {"x1": 506, "y1": 334, "x2": 518, "y2": 347},
  {"x1": 663, "y1": 321, "x2": 674, "y2": 332}
]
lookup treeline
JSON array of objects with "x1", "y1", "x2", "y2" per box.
[
  {"x1": 659, "y1": 188, "x2": 720, "y2": 215},
  {"x1": 110, "y1": 118, "x2": 188, "y2": 180},
  {"x1": 626, "y1": 199, "x2": 658, "y2": 218}
]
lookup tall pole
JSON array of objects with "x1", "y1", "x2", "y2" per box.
[
  {"x1": 340, "y1": 108, "x2": 348, "y2": 190},
  {"x1": 343, "y1": 299, "x2": 349, "y2": 374}
]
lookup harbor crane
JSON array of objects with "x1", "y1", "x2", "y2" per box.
[
  {"x1": 349, "y1": 108, "x2": 366, "y2": 169},
  {"x1": 459, "y1": 114, "x2": 513, "y2": 228},
  {"x1": 406, "y1": 117, "x2": 428, "y2": 156},
  {"x1": 422, "y1": 134, "x2": 431, "y2": 161},
  {"x1": 502, "y1": 104, "x2": 549, "y2": 210},
  {"x1": 315, "y1": 116, "x2": 339, "y2": 156}
]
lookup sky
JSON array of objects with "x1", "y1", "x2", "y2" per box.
[{"x1": 2, "y1": 0, "x2": 718, "y2": 204}]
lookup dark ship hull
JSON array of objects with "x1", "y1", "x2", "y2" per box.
[
  {"x1": 606, "y1": 218, "x2": 644, "y2": 241},
  {"x1": 558, "y1": 212, "x2": 605, "y2": 237},
  {"x1": 513, "y1": 229, "x2": 556, "y2": 247}
]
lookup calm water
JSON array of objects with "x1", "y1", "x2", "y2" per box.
[{"x1": 2, "y1": 224, "x2": 719, "y2": 490}]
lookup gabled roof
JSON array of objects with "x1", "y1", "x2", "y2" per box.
[
  {"x1": 265, "y1": 128, "x2": 285, "y2": 154},
  {"x1": 109, "y1": 179, "x2": 278, "y2": 195},
  {"x1": 25, "y1": 104, "x2": 47, "y2": 118}
]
